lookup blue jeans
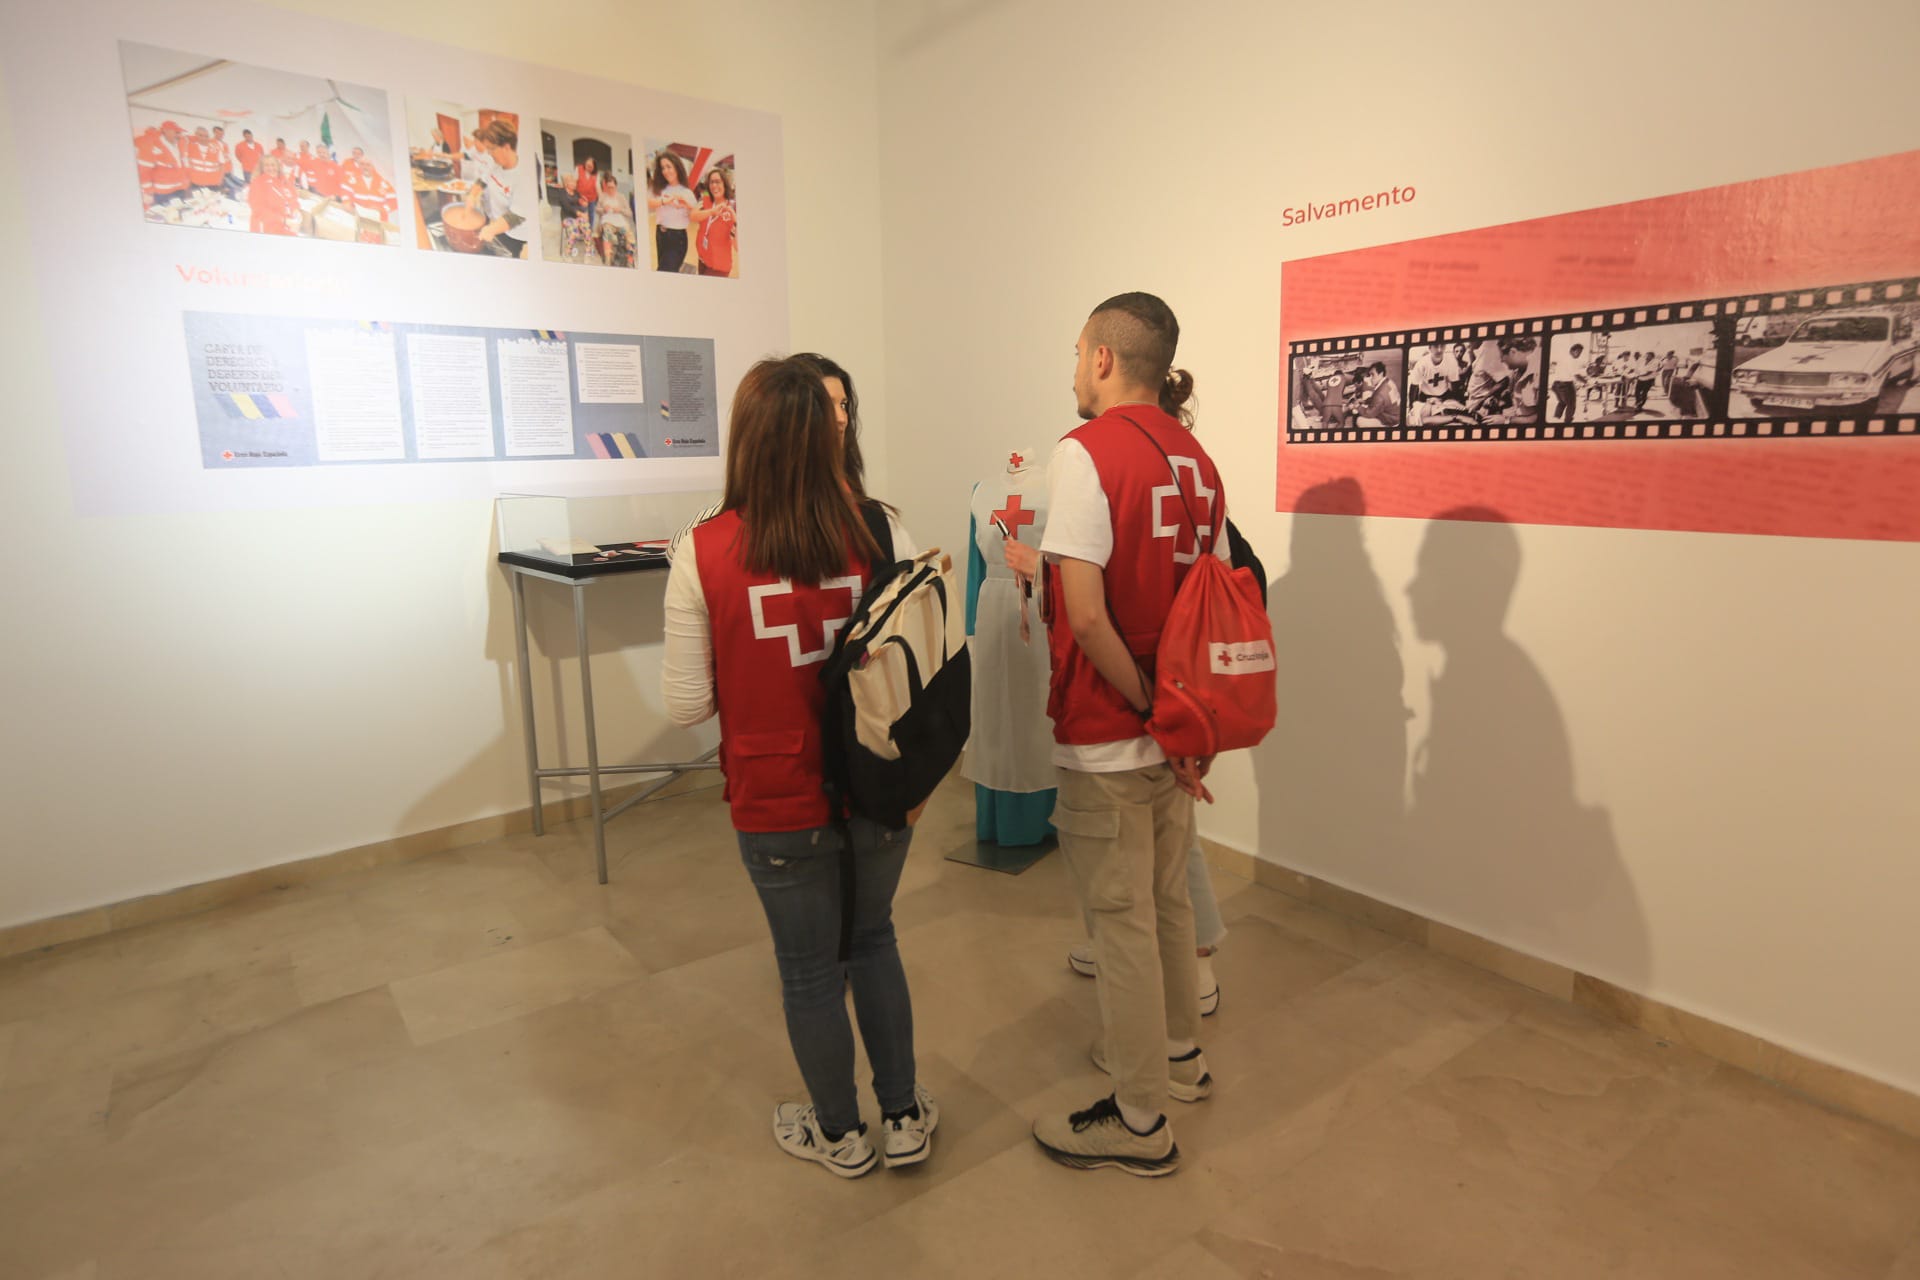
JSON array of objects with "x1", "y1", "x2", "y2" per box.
[{"x1": 738, "y1": 818, "x2": 917, "y2": 1135}]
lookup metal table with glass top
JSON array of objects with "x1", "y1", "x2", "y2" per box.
[{"x1": 496, "y1": 492, "x2": 722, "y2": 885}]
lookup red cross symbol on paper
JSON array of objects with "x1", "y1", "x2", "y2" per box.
[
  {"x1": 749, "y1": 576, "x2": 861, "y2": 667},
  {"x1": 992, "y1": 494, "x2": 1036, "y2": 540},
  {"x1": 1008, "y1": 450, "x2": 1025, "y2": 468}
]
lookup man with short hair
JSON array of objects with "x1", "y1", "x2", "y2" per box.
[
  {"x1": 1468, "y1": 337, "x2": 1538, "y2": 423},
  {"x1": 1355, "y1": 361, "x2": 1402, "y2": 428},
  {"x1": 234, "y1": 128, "x2": 263, "y2": 181},
  {"x1": 134, "y1": 119, "x2": 191, "y2": 207},
  {"x1": 185, "y1": 126, "x2": 223, "y2": 193},
  {"x1": 1549, "y1": 341, "x2": 1588, "y2": 422},
  {"x1": 209, "y1": 126, "x2": 243, "y2": 197},
  {"x1": 343, "y1": 148, "x2": 397, "y2": 222},
  {"x1": 1030, "y1": 292, "x2": 1225, "y2": 1177},
  {"x1": 1632, "y1": 349, "x2": 1658, "y2": 411}
]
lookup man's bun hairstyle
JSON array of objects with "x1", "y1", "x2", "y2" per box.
[{"x1": 1088, "y1": 291, "x2": 1196, "y2": 428}]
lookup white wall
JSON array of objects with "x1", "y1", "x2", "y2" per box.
[
  {"x1": 6, "y1": 0, "x2": 1917, "y2": 1102},
  {"x1": 874, "y1": 0, "x2": 1920, "y2": 1094},
  {"x1": 0, "y1": 0, "x2": 885, "y2": 925}
]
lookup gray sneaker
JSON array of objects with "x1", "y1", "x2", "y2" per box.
[
  {"x1": 880, "y1": 1084, "x2": 939, "y2": 1168},
  {"x1": 1089, "y1": 1040, "x2": 1214, "y2": 1103},
  {"x1": 1033, "y1": 1095, "x2": 1178, "y2": 1176},
  {"x1": 772, "y1": 1102, "x2": 877, "y2": 1179}
]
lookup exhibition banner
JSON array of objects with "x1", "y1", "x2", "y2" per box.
[
  {"x1": 0, "y1": 0, "x2": 782, "y2": 514},
  {"x1": 1277, "y1": 149, "x2": 1920, "y2": 542}
]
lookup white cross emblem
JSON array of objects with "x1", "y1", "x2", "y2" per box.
[
  {"x1": 748, "y1": 576, "x2": 862, "y2": 667},
  {"x1": 1152, "y1": 457, "x2": 1216, "y2": 565}
]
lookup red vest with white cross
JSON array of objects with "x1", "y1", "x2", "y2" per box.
[
  {"x1": 693, "y1": 508, "x2": 875, "y2": 831},
  {"x1": 1044, "y1": 406, "x2": 1223, "y2": 749}
]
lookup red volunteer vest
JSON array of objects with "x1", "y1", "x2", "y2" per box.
[
  {"x1": 693, "y1": 509, "x2": 876, "y2": 832},
  {"x1": 135, "y1": 130, "x2": 188, "y2": 196},
  {"x1": 185, "y1": 138, "x2": 222, "y2": 184},
  {"x1": 1044, "y1": 406, "x2": 1223, "y2": 748}
]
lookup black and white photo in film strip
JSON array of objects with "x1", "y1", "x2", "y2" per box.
[
  {"x1": 1288, "y1": 347, "x2": 1406, "y2": 433},
  {"x1": 1287, "y1": 276, "x2": 1920, "y2": 444}
]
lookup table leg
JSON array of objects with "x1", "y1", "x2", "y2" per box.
[
  {"x1": 574, "y1": 582, "x2": 608, "y2": 884},
  {"x1": 512, "y1": 571, "x2": 543, "y2": 837}
]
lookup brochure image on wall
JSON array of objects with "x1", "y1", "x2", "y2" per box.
[
  {"x1": 1276, "y1": 147, "x2": 1920, "y2": 543},
  {"x1": 122, "y1": 41, "x2": 400, "y2": 245},
  {"x1": 644, "y1": 140, "x2": 738, "y2": 278},
  {"x1": 183, "y1": 312, "x2": 718, "y2": 467}
]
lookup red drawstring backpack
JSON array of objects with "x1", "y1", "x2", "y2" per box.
[{"x1": 1121, "y1": 418, "x2": 1277, "y2": 759}]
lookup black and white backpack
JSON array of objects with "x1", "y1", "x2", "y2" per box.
[{"x1": 819, "y1": 504, "x2": 972, "y2": 829}]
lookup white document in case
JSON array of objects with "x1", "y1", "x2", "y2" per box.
[
  {"x1": 407, "y1": 333, "x2": 495, "y2": 460},
  {"x1": 574, "y1": 341, "x2": 644, "y2": 404},
  {"x1": 498, "y1": 337, "x2": 575, "y2": 456},
  {"x1": 306, "y1": 327, "x2": 406, "y2": 462}
]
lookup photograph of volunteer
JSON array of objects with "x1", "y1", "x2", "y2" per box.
[
  {"x1": 1546, "y1": 321, "x2": 1720, "y2": 421},
  {"x1": 691, "y1": 163, "x2": 739, "y2": 278},
  {"x1": 463, "y1": 120, "x2": 535, "y2": 258},
  {"x1": 404, "y1": 104, "x2": 531, "y2": 258},
  {"x1": 660, "y1": 357, "x2": 936, "y2": 1181},
  {"x1": 1022, "y1": 292, "x2": 1226, "y2": 1178},
  {"x1": 646, "y1": 147, "x2": 697, "y2": 272},
  {"x1": 539, "y1": 118, "x2": 637, "y2": 268},
  {"x1": 1406, "y1": 338, "x2": 1539, "y2": 426},
  {"x1": 122, "y1": 41, "x2": 399, "y2": 244}
]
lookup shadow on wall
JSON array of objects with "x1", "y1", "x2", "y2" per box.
[
  {"x1": 1256, "y1": 479, "x2": 1410, "y2": 892},
  {"x1": 1254, "y1": 485, "x2": 1647, "y2": 987},
  {"x1": 1400, "y1": 507, "x2": 1647, "y2": 986}
]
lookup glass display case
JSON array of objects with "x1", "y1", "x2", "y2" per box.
[{"x1": 496, "y1": 490, "x2": 722, "y2": 576}]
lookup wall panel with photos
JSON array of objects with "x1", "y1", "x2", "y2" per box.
[
  {"x1": 0, "y1": 0, "x2": 776, "y2": 514},
  {"x1": 1278, "y1": 149, "x2": 1920, "y2": 542}
]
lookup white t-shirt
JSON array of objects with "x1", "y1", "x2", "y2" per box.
[
  {"x1": 1040, "y1": 433, "x2": 1231, "y2": 773},
  {"x1": 477, "y1": 159, "x2": 535, "y2": 236},
  {"x1": 1409, "y1": 351, "x2": 1457, "y2": 396},
  {"x1": 654, "y1": 184, "x2": 693, "y2": 229},
  {"x1": 1550, "y1": 348, "x2": 1590, "y2": 385},
  {"x1": 661, "y1": 508, "x2": 917, "y2": 728}
]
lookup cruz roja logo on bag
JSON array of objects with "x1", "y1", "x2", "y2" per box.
[{"x1": 1209, "y1": 640, "x2": 1276, "y2": 675}]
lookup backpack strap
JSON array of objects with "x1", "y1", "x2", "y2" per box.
[{"x1": 859, "y1": 499, "x2": 895, "y2": 566}]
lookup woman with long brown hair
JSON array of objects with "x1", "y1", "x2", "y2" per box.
[{"x1": 662, "y1": 357, "x2": 936, "y2": 1179}]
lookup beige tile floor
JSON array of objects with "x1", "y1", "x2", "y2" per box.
[{"x1": 4, "y1": 777, "x2": 1919, "y2": 1279}]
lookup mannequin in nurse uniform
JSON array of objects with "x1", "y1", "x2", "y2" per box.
[{"x1": 963, "y1": 448, "x2": 1057, "y2": 845}]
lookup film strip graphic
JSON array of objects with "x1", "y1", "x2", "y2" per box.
[{"x1": 1287, "y1": 274, "x2": 1920, "y2": 445}]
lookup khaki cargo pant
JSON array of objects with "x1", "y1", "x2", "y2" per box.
[{"x1": 1053, "y1": 763, "x2": 1201, "y2": 1115}]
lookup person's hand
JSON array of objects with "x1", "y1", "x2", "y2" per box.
[
  {"x1": 1003, "y1": 538, "x2": 1039, "y2": 582},
  {"x1": 479, "y1": 224, "x2": 499, "y2": 241},
  {"x1": 906, "y1": 800, "x2": 929, "y2": 826},
  {"x1": 1169, "y1": 755, "x2": 1215, "y2": 803}
]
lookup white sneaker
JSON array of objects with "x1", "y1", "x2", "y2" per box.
[
  {"x1": 1033, "y1": 1095, "x2": 1178, "y2": 1177},
  {"x1": 1090, "y1": 1039, "x2": 1214, "y2": 1103},
  {"x1": 1067, "y1": 942, "x2": 1097, "y2": 977},
  {"x1": 880, "y1": 1084, "x2": 940, "y2": 1168},
  {"x1": 772, "y1": 1102, "x2": 877, "y2": 1179},
  {"x1": 1071, "y1": 943, "x2": 1219, "y2": 1017}
]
